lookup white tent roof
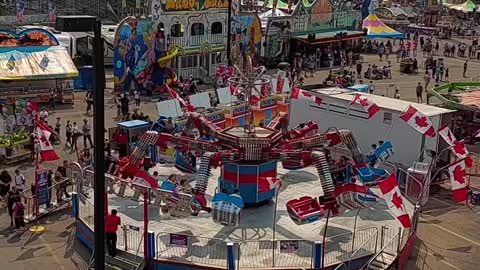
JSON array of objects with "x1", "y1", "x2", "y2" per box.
[{"x1": 259, "y1": 9, "x2": 290, "y2": 28}]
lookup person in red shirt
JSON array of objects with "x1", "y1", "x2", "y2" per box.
[
  {"x1": 105, "y1": 209, "x2": 121, "y2": 257},
  {"x1": 113, "y1": 129, "x2": 128, "y2": 157}
]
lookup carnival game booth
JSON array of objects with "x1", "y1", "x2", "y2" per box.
[
  {"x1": 290, "y1": 30, "x2": 364, "y2": 68},
  {"x1": 117, "y1": 120, "x2": 151, "y2": 155},
  {"x1": 429, "y1": 82, "x2": 480, "y2": 144},
  {"x1": 0, "y1": 28, "x2": 78, "y2": 104},
  {"x1": 289, "y1": 88, "x2": 455, "y2": 167},
  {"x1": 362, "y1": 14, "x2": 404, "y2": 40},
  {"x1": 252, "y1": 95, "x2": 278, "y2": 125}
]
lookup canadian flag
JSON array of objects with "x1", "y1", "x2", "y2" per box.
[
  {"x1": 447, "y1": 158, "x2": 469, "y2": 203},
  {"x1": 166, "y1": 85, "x2": 194, "y2": 112},
  {"x1": 438, "y1": 125, "x2": 469, "y2": 160},
  {"x1": 35, "y1": 119, "x2": 60, "y2": 161},
  {"x1": 378, "y1": 173, "x2": 411, "y2": 228},
  {"x1": 291, "y1": 87, "x2": 322, "y2": 105},
  {"x1": 250, "y1": 95, "x2": 260, "y2": 106},
  {"x1": 230, "y1": 83, "x2": 240, "y2": 95},
  {"x1": 276, "y1": 77, "x2": 285, "y2": 94},
  {"x1": 258, "y1": 177, "x2": 281, "y2": 192},
  {"x1": 215, "y1": 65, "x2": 225, "y2": 77},
  {"x1": 350, "y1": 93, "x2": 380, "y2": 119},
  {"x1": 399, "y1": 105, "x2": 435, "y2": 137}
]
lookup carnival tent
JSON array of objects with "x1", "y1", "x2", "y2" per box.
[
  {"x1": 362, "y1": 13, "x2": 404, "y2": 39},
  {"x1": 446, "y1": 0, "x2": 476, "y2": 13},
  {"x1": 0, "y1": 45, "x2": 78, "y2": 80},
  {"x1": 259, "y1": 9, "x2": 290, "y2": 28}
]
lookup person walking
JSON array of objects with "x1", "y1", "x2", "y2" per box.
[
  {"x1": 416, "y1": 82, "x2": 424, "y2": 103},
  {"x1": 65, "y1": 120, "x2": 72, "y2": 149},
  {"x1": 0, "y1": 170, "x2": 12, "y2": 204},
  {"x1": 6, "y1": 186, "x2": 20, "y2": 226},
  {"x1": 82, "y1": 119, "x2": 93, "y2": 149},
  {"x1": 134, "y1": 90, "x2": 141, "y2": 107},
  {"x1": 105, "y1": 209, "x2": 121, "y2": 257},
  {"x1": 48, "y1": 89, "x2": 56, "y2": 112},
  {"x1": 368, "y1": 81, "x2": 375, "y2": 94},
  {"x1": 14, "y1": 170, "x2": 25, "y2": 194},
  {"x1": 356, "y1": 62, "x2": 363, "y2": 79},
  {"x1": 12, "y1": 196, "x2": 26, "y2": 234},
  {"x1": 72, "y1": 122, "x2": 80, "y2": 151},
  {"x1": 423, "y1": 71, "x2": 431, "y2": 92},
  {"x1": 463, "y1": 60, "x2": 468, "y2": 78},
  {"x1": 445, "y1": 68, "x2": 449, "y2": 82}
]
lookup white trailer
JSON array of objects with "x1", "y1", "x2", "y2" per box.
[{"x1": 289, "y1": 88, "x2": 456, "y2": 167}]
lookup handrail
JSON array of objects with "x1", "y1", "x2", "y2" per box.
[
  {"x1": 349, "y1": 228, "x2": 379, "y2": 259},
  {"x1": 362, "y1": 232, "x2": 400, "y2": 270},
  {"x1": 130, "y1": 233, "x2": 144, "y2": 270},
  {"x1": 335, "y1": 262, "x2": 347, "y2": 270}
]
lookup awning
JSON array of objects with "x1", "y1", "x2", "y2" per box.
[
  {"x1": 292, "y1": 30, "x2": 364, "y2": 45},
  {"x1": 446, "y1": 0, "x2": 476, "y2": 13},
  {"x1": 362, "y1": 14, "x2": 404, "y2": 39},
  {"x1": 0, "y1": 45, "x2": 78, "y2": 81}
]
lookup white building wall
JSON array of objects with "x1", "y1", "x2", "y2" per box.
[{"x1": 289, "y1": 97, "x2": 448, "y2": 167}]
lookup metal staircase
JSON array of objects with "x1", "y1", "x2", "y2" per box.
[
  {"x1": 365, "y1": 252, "x2": 396, "y2": 270},
  {"x1": 362, "y1": 228, "x2": 401, "y2": 270}
]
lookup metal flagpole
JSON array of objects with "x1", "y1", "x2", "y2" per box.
[
  {"x1": 321, "y1": 209, "x2": 331, "y2": 270},
  {"x1": 30, "y1": 120, "x2": 44, "y2": 233},
  {"x1": 93, "y1": 19, "x2": 106, "y2": 270}
]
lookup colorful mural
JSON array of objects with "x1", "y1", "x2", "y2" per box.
[
  {"x1": 113, "y1": 17, "x2": 177, "y2": 92},
  {"x1": 265, "y1": 17, "x2": 292, "y2": 67},
  {"x1": 310, "y1": 0, "x2": 360, "y2": 30},
  {"x1": 162, "y1": 0, "x2": 228, "y2": 11},
  {"x1": 229, "y1": 14, "x2": 262, "y2": 69},
  {"x1": 0, "y1": 29, "x2": 59, "y2": 47}
]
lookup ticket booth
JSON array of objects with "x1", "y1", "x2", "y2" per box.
[{"x1": 117, "y1": 120, "x2": 151, "y2": 154}]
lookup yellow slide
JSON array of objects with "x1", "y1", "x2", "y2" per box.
[
  {"x1": 158, "y1": 47, "x2": 179, "y2": 65},
  {"x1": 166, "y1": 68, "x2": 177, "y2": 86}
]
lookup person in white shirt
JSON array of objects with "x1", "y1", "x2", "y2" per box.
[
  {"x1": 134, "y1": 91, "x2": 141, "y2": 107},
  {"x1": 39, "y1": 110, "x2": 48, "y2": 124},
  {"x1": 14, "y1": 170, "x2": 25, "y2": 193},
  {"x1": 368, "y1": 81, "x2": 375, "y2": 95}
]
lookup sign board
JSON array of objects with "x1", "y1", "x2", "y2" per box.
[
  {"x1": 217, "y1": 86, "x2": 238, "y2": 105},
  {"x1": 163, "y1": 0, "x2": 228, "y2": 11},
  {"x1": 169, "y1": 233, "x2": 188, "y2": 246},
  {"x1": 189, "y1": 92, "x2": 212, "y2": 109},
  {"x1": 279, "y1": 240, "x2": 299, "y2": 253},
  {"x1": 156, "y1": 99, "x2": 182, "y2": 119},
  {"x1": 37, "y1": 169, "x2": 49, "y2": 205}
]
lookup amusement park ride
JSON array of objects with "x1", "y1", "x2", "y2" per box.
[{"x1": 85, "y1": 60, "x2": 395, "y2": 227}]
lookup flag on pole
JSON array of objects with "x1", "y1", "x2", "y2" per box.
[
  {"x1": 290, "y1": 87, "x2": 322, "y2": 105},
  {"x1": 250, "y1": 94, "x2": 260, "y2": 106},
  {"x1": 229, "y1": 83, "x2": 239, "y2": 95},
  {"x1": 276, "y1": 77, "x2": 284, "y2": 94},
  {"x1": 447, "y1": 158, "x2": 469, "y2": 203},
  {"x1": 378, "y1": 173, "x2": 411, "y2": 228},
  {"x1": 350, "y1": 93, "x2": 380, "y2": 119},
  {"x1": 438, "y1": 125, "x2": 469, "y2": 160},
  {"x1": 35, "y1": 119, "x2": 59, "y2": 161},
  {"x1": 166, "y1": 85, "x2": 194, "y2": 112},
  {"x1": 399, "y1": 105, "x2": 435, "y2": 137}
]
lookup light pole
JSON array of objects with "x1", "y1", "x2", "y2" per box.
[{"x1": 55, "y1": 16, "x2": 105, "y2": 269}]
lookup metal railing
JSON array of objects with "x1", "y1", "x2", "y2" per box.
[
  {"x1": 20, "y1": 179, "x2": 73, "y2": 222},
  {"x1": 154, "y1": 227, "x2": 379, "y2": 269},
  {"x1": 156, "y1": 232, "x2": 229, "y2": 267},
  {"x1": 348, "y1": 229, "x2": 379, "y2": 263},
  {"x1": 78, "y1": 193, "x2": 94, "y2": 229},
  {"x1": 362, "y1": 231, "x2": 401, "y2": 270},
  {"x1": 117, "y1": 224, "x2": 145, "y2": 254},
  {"x1": 323, "y1": 227, "x2": 378, "y2": 266},
  {"x1": 237, "y1": 239, "x2": 314, "y2": 269}
]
